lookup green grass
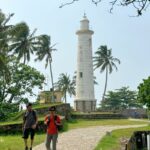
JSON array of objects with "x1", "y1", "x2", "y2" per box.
[
  {"x1": 65, "y1": 119, "x2": 148, "y2": 130},
  {"x1": 0, "y1": 133, "x2": 46, "y2": 150},
  {"x1": 0, "y1": 121, "x2": 23, "y2": 126},
  {"x1": 2, "y1": 118, "x2": 144, "y2": 130},
  {"x1": 0, "y1": 119, "x2": 148, "y2": 150},
  {"x1": 0, "y1": 117, "x2": 46, "y2": 126},
  {"x1": 32, "y1": 102, "x2": 62, "y2": 109},
  {"x1": 0, "y1": 103, "x2": 63, "y2": 125},
  {"x1": 94, "y1": 125, "x2": 150, "y2": 150}
]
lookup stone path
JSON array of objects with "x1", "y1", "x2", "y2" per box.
[{"x1": 33, "y1": 124, "x2": 147, "y2": 150}]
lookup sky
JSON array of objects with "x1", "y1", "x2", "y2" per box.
[{"x1": 0, "y1": 0, "x2": 150, "y2": 107}]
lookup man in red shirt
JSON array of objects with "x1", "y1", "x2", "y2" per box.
[{"x1": 44, "y1": 106, "x2": 61, "y2": 150}]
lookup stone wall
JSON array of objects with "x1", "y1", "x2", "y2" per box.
[
  {"x1": 71, "y1": 113, "x2": 127, "y2": 119},
  {"x1": 35, "y1": 103, "x2": 71, "y2": 120},
  {"x1": 0, "y1": 117, "x2": 65, "y2": 134},
  {"x1": 0, "y1": 103, "x2": 71, "y2": 134},
  {"x1": 120, "y1": 109, "x2": 147, "y2": 118}
]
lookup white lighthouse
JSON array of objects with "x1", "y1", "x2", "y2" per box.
[{"x1": 74, "y1": 15, "x2": 96, "y2": 112}]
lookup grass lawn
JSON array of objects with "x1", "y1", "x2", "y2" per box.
[
  {"x1": 32, "y1": 102, "x2": 62, "y2": 109},
  {"x1": 0, "y1": 133, "x2": 46, "y2": 150},
  {"x1": 0, "y1": 117, "x2": 45, "y2": 126},
  {"x1": 65, "y1": 119, "x2": 148, "y2": 130},
  {"x1": 0, "y1": 103, "x2": 63, "y2": 124},
  {"x1": 0, "y1": 119, "x2": 148, "y2": 150},
  {"x1": 94, "y1": 125, "x2": 150, "y2": 150}
]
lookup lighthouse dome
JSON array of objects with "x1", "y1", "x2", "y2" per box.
[{"x1": 80, "y1": 14, "x2": 89, "y2": 30}]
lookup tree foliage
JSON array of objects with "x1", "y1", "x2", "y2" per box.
[
  {"x1": 0, "y1": 10, "x2": 14, "y2": 81},
  {"x1": 55, "y1": 73, "x2": 75, "y2": 103},
  {"x1": 138, "y1": 76, "x2": 150, "y2": 109},
  {"x1": 0, "y1": 10, "x2": 48, "y2": 120},
  {"x1": 0, "y1": 57, "x2": 45, "y2": 103},
  {"x1": 35, "y1": 35, "x2": 57, "y2": 102},
  {"x1": 100, "y1": 87, "x2": 142, "y2": 111},
  {"x1": 59, "y1": 0, "x2": 149, "y2": 16},
  {"x1": 0, "y1": 57, "x2": 45, "y2": 120},
  {"x1": 10, "y1": 22, "x2": 39, "y2": 64},
  {"x1": 93, "y1": 45, "x2": 120, "y2": 102}
]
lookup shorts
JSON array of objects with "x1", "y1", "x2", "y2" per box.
[{"x1": 22, "y1": 128, "x2": 35, "y2": 140}]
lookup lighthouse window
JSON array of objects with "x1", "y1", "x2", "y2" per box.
[{"x1": 79, "y1": 72, "x2": 83, "y2": 78}]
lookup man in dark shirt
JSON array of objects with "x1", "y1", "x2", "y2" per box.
[{"x1": 22, "y1": 103, "x2": 38, "y2": 150}]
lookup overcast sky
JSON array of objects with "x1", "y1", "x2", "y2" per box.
[{"x1": 1, "y1": 0, "x2": 150, "y2": 106}]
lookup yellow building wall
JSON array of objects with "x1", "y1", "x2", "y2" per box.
[{"x1": 39, "y1": 91, "x2": 63, "y2": 104}]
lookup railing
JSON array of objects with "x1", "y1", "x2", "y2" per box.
[{"x1": 126, "y1": 131, "x2": 150, "y2": 150}]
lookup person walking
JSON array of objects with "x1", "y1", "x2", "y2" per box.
[
  {"x1": 22, "y1": 103, "x2": 38, "y2": 150},
  {"x1": 44, "y1": 106, "x2": 61, "y2": 150}
]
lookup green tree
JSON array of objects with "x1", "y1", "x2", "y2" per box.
[
  {"x1": 35, "y1": 35, "x2": 57, "y2": 102},
  {"x1": 101, "y1": 87, "x2": 142, "y2": 111},
  {"x1": 0, "y1": 57, "x2": 45, "y2": 120},
  {"x1": 0, "y1": 10, "x2": 14, "y2": 80},
  {"x1": 93, "y1": 45, "x2": 120, "y2": 102},
  {"x1": 0, "y1": 102, "x2": 20, "y2": 121},
  {"x1": 138, "y1": 76, "x2": 150, "y2": 109},
  {"x1": 117, "y1": 87, "x2": 141, "y2": 108},
  {"x1": 100, "y1": 91, "x2": 121, "y2": 111},
  {"x1": 55, "y1": 73, "x2": 75, "y2": 103},
  {"x1": 10, "y1": 22, "x2": 39, "y2": 64},
  {"x1": 0, "y1": 57, "x2": 45, "y2": 103}
]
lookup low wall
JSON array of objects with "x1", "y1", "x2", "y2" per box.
[
  {"x1": 0, "y1": 103, "x2": 71, "y2": 134},
  {"x1": 35, "y1": 103, "x2": 71, "y2": 120},
  {"x1": 71, "y1": 113, "x2": 127, "y2": 119},
  {"x1": 0, "y1": 117, "x2": 65, "y2": 134},
  {"x1": 120, "y1": 109, "x2": 147, "y2": 118}
]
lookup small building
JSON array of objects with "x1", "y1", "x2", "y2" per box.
[{"x1": 39, "y1": 90, "x2": 63, "y2": 104}]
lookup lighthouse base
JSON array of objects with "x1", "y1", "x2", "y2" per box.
[{"x1": 74, "y1": 100, "x2": 96, "y2": 112}]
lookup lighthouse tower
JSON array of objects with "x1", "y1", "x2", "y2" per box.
[{"x1": 74, "y1": 15, "x2": 96, "y2": 112}]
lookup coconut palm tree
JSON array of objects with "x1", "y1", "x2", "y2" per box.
[
  {"x1": 10, "y1": 22, "x2": 39, "y2": 64},
  {"x1": 0, "y1": 10, "x2": 14, "y2": 81},
  {"x1": 55, "y1": 73, "x2": 75, "y2": 103},
  {"x1": 93, "y1": 45, "x2": 120, "y2": 102},
  {"x1": 35, "y1": 35, "x2": 56, "y2": 102}
]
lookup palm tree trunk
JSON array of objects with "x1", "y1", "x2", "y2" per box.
[
  {"x1": 8, "y1": 94, "x2": 15, "y2": 103},
  {"x1": 23, "y1": 55, "x2": 26, "y2": 64},
  {"x1": 49, "y1": 59, "x2": 55, "y2": 102},
  {"x1": 102, "y1": 66, "x2": 108, "y2": 102},
  {"x1": 64, "y1": 92, "x2": 67, "y2": 103}
]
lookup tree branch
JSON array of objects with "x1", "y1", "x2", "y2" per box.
[
  {"x1": 59, "y1": 0, "x2": 80, "y2": 8},
  {"x1": 59, "y1": 0, "x2": 150, "y2": 16},
  {"x1": 92, "y1": 0, "x2": 102, "y2": 5},
  {"x1": 109, "y1": 0, "x2": 118, "y2": 13}
]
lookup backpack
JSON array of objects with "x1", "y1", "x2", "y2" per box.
[{"x1": 47, "y1": 115, "x2": 63, "y2": 131}]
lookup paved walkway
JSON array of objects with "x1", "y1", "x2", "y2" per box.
[{"x1": 33, "y1": 124, "x2": 147, "y2": 150}]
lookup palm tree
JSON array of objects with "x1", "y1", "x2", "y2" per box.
[
  {"x1": 0, "y1": 10, "x2": 14, "y2": 82},
  {"x1": 93, "y1": 45, "x2": 120, "y2": 102},
  {"x1": 55, "y1": 73, "x2": 75, "y2": 103},
  {"x1": 35, "y1": 35, "x2": 56, "y2": 102},
  {"x1": 10, "y1": 22, "x2": 38, "y2": 64}
]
